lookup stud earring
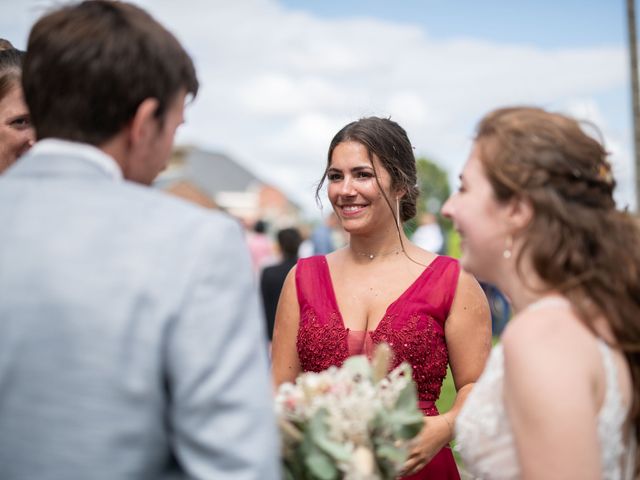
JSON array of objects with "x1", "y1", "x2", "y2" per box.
[{"x1": 503, "y1": 235, "x2": 513, "y2": 259}]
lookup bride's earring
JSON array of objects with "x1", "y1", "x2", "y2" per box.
[{"x1": 503, "y1": 235, "x2": 513, "y2": 259}]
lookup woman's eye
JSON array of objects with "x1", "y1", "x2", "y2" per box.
[
  {"x1": 327, "y1": 173, "x2": 342, "y2": 181},
  {"x1": 11, "y1": 116, "x2": 31, "y2": 130},
  {"x1": 356, "y1": 171, "x2": 373, "y2": 179}
]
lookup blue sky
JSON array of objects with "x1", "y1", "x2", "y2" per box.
[
  {"x1": 279, "y1": 0, "x2": 625, "y2": 47},
  {"x1": 0, "y1": 0, "x2": 634, "y2": 213},
  {"x1": 279, "y1": 0, "x2": 631, "y2": 129}
]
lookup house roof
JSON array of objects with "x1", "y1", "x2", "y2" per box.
[
  {"x1": 155, "y1": 146, "x2": 302, "y2": 212},
  {"x1": 159, "y1": 146, "x2": 262, "y2": 198}
]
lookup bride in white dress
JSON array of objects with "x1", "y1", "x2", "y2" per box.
[{"x1": 441, "y1": 107, "x2": 640, "y2": 479}]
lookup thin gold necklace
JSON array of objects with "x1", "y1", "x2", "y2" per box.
[{"x1": 350, "y1": 246, "x2": 402, "y2": 260}]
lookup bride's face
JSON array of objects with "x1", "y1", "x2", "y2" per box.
[
  {"x1": 441, "y1": 143, "x2": 513, "y2": 283},
  {"x1": 327, "y1": 141, "x2": 396, "y2": 235}
]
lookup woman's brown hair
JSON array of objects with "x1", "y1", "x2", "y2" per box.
[
  {"x1": 0, "y1": 39, "x2": 24, "y2": 102},
  {"x1": 476, "y1": 106, "x2": 640, "y2": 468},
  {"x1": 315, "y1": 116, "x2": 421, "y2": 259},
  {"x1": 316, "y1": 116, "x2": 419, "y2": 224}
]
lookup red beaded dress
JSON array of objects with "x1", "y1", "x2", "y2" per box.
[{"x1": 295, "y1": 255, "x2": 461, "y2": 480}]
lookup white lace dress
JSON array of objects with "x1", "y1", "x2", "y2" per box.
[{"x1": 455, "y1": 307, "x2": 634, "y2": 479}]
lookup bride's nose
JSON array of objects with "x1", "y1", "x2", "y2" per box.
[{"x1": 441, "y1": 196, "x2": 455, "y2": 219}]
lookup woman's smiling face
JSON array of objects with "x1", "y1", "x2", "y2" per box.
[{"x1": 327, "y1": 140, "x2": 397, "y2": 235}]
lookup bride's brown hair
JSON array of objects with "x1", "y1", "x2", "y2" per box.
[{"x1": 476, "y1": 106, "x2": 640, "y2": 467}]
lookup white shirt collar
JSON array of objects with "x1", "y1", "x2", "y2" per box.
[{"x1": 29, "y1": 138, "x2": 123, "y2": 181}]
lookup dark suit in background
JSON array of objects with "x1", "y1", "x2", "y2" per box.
[{"x1": 260, "y1": 228, "x2": 302, "y2": 340}]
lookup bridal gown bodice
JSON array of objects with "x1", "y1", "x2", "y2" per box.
[{"x1": 456, "y1": 336, "x2": 634, "y2": 480}]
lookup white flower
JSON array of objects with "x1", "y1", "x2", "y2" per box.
[{"x1": 344, "y1": 446, "x2": 376, "y2": 480}]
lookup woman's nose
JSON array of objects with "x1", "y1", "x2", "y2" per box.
[
  {"x1": 339, "y1": 177, "x2": 356, "y2": 195},
  {"x1": 441, "y1": 196, "x2": 454, "y2": 219},
  {"x1": 19, "y1": 129, "x2": 36, "y2": 156},
  {"x1": 26, "y1": 127, "x2": 35, "y2": 144}
]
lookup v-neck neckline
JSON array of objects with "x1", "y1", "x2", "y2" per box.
[{"x1": 319, "y1": 255, "x2": 442, "y2": 333}]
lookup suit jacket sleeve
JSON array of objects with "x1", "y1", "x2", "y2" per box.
[{"x1": 165, "y1": 216, "x2": 280, "y2": 480}]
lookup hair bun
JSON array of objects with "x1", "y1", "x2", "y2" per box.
[{"x1": 0, "y1": 39, "x2": 15, "y2": 52}]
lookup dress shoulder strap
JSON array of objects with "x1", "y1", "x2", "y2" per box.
[
  {"x1": 595, "y1": 339, "x2": 633, "y2": 480},
  {"x1": 408, "y1": 255, "x2": 461, "y2": 323},
  {"x1": 295, "y1": 256, "x2": 335, "y2": 325}
]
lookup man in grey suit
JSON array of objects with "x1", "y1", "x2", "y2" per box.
[{"x1": 0, "y1": 2, "x2": 279, "y2": 479}]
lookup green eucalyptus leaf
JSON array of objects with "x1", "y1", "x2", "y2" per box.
[
  {"x1": 308, "y1": 409, "x2": 351, "y2": 462},
  {"x1": 395, "y1": 379, "x2": 419, "y2": 411},
  {"x1": 305, "y1": 448, "x2": 338, "y2": 480},
  {"x1": 342, "y1": 355, "x2": 372, "y2": 380},
  {"x1": 376, "y1": 443, "x2": 408, "y2": 464}
]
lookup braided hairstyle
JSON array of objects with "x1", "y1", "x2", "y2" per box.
[{"x1": 476, "y1": 106, "x2": 640, "y2": 467}]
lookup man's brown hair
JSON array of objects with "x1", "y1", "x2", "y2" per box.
[{"x1": 22, "y1": 0, "x2": 199, "y2": 144}]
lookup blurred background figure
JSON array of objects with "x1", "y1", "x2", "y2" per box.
[
  {"x1": 0, "y1": 38, "x2": 34, "y2": 173},
  {"x1": 260, "y1": 227, "x2": 302, "y2": 342},
  {"x1": 479, "y1": 282, "x2": 511, "y2": 336},
  {"x1": 298, "y1": 212, "x2": 347, "y2": 258},
  {"x1": 412, "y1": 212, "x2": 444, "y2": 254},
  {"x1": 245, "y1": 218, "x2": 274, "y2": 273},
  {"x1": 308, "y1": 211, "x2": 346, "y2": 256}
]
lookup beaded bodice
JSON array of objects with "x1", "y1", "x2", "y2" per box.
[{"x1": 295, "y1": 255, "x2": 460, "y2": 416}]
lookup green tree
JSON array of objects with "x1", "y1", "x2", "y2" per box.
[
  {"x1": 415, "y1": 156, "x2": 450, "y2": 215},
  {"x1": 404, "y1": 156, "x2": 459, "y2": 256}
]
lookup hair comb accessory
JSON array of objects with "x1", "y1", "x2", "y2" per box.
[{"x1": 597, "y1": 163, "x2": 613, "y2": 184}]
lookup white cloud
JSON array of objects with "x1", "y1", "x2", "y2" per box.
[{"x1": 1, "y1": 0, "x2": 632, "y2": 215}]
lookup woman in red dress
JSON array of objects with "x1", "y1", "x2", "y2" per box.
[{"x1": 272, "y1": 116, "x2": 491, "y2": 478}]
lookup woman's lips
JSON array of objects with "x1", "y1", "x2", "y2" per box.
[{"x1": 340, "y1": 204, "x2": 367, "y2": 217}]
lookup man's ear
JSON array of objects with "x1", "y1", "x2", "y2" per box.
[{"x1": 129, "y1": 98, "x2": 160, "y2": 146}]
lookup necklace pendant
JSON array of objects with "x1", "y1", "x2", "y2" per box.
[{"x1": 368, "y1": 254, "x2": 374, "y2": 260}]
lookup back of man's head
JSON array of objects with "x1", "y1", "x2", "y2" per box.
[
  {"x1": 277, "y1": 228, "x2": 302, "y2": 259},
  {"x1": 22, "y1": 0, "x2": 199, "y2": 145}
]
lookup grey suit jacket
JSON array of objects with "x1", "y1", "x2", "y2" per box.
[{"x1": 0, "y1": 144, "x2": 280, "y2": 480}]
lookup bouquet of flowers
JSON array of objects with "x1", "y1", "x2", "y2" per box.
[{"x1": 274, "y1": 343, "x2": 425, "y2": 480}]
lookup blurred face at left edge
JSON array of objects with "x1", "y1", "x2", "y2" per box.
[{"x1": 0, "y1": 84, "x2": 34, "y2": 173}]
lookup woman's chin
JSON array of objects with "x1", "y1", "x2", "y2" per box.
[{"x1": 459, "y1": 252, "x2": 479, "y2": 277}]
